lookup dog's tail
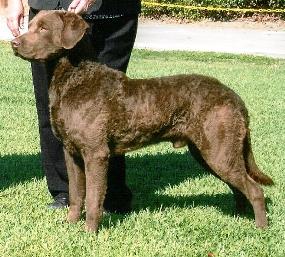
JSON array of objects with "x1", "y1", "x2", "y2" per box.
[{"x1": 244, "y1": 130, "x2": 274, "y2": 186}]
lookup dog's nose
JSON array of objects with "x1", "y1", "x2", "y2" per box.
[{"x1": 11, "y1": 38, "x2": 21, "y2": 48}]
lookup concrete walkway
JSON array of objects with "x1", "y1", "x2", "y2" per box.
[
  {"x1": 135, "y1": 21, "x2": 285, "y2": 59},
  {"x1": 1, "y1": 15, "x2": 285, "y2": 59}
]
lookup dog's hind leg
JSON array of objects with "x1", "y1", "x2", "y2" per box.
[
  {"x1": 64, "y1": 149, "x2": 86, "y2": 224},
  {"x1": 211, "y1": 159, "x2": 267, "y2": 228},
  {"x1": 188, "y1": 106, "x2": 267, "y2": 227},
  {"x1": 83, "y1": 147, "x2": 109, "y2": 232},
  {"x1": 198, "y1": 131, "x2": 267, "y2": 227}
]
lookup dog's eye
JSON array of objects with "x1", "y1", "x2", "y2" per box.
[{"x1": 39, "y1": 26, "x2": 48, "y2": 32}]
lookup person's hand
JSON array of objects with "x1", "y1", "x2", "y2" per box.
[
  {"x1": 6, "y1": 0, "x2": 24, "y2": 37},
  {"x1": 68, "y1": 0, "x2": 96, "y2": 14}
]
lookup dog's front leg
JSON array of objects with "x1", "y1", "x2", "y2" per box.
[
  {"x1": 64, "y1": 149, "x2": 86, "y2": 224},
  {"x1": 83, "y1": 147, "x2": 109, "y2": 232}
]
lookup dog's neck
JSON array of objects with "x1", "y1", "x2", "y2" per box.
[
  {"x1": 50, "y1": 35, "x2": 103, "y2": 89},
  {"x1": 48, "y1": 34, "x2": 103, "y2": 88},
  {"x1": 62, "y1": 34, "x2": 98, "y2": 66}
]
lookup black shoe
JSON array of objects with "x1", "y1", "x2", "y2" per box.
[{"x1": 47, "y1": 194, "x2": 69, "y2": 209}]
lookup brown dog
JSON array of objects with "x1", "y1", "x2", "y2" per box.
[{"x1": 12, "y1": 10, "x2": 273, "y2": 232}]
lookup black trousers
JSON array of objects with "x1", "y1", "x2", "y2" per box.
[{"x1": 30, "y1": 9, "x2": 138, "y2": 211}]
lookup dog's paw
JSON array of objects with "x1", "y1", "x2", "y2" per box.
[{"x1": 67, "y1": 210, "x2": 80, "y2": 223}]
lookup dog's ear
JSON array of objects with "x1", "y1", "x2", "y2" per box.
[{"x1": 59, "y1": 12, "x2": 89, "y2": 49}]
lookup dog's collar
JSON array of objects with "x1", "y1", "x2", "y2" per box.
[{"x1": 82, "y1": 13, "x2": 125, "y2": 20}]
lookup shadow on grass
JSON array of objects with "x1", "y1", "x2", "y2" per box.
[
  {"x1": 0, "y1": 151, "x2": 262, "y2": 227},
  {"x1": 0, "y1": 153, "x2": 43, "y2": 191},
  {"x1": 106, "y1": 151, "x2": 260, "y2": 228},
  {"x1": 126, "y1": 152, "x2": 250, "y2": 217}
]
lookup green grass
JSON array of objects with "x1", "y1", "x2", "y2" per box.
[{"x1": 0, "y1": 41, "x2": 285, "y2": 257}]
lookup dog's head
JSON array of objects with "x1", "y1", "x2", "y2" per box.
[{"x1": 11, "y1": 10, "x2": 89, "y2": 61}]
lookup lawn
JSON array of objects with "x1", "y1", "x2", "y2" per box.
[{"x1": 0, "y1": 41, "x2": 284, "y2": 257}]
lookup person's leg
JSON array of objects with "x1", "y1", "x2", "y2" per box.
[
  {"x1": 88, "y1": 15, "x2": 138, "y2": 213},
  {"x1": 29, "y1": 8, "x2": 69, "y2": 208},
  {"x1": 31, "y1": 60, "x2": 69, "y2": 207}
]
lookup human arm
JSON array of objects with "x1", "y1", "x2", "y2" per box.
[{"x1": 6, "y1": 0, "x2": 25, "y2": 37}]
